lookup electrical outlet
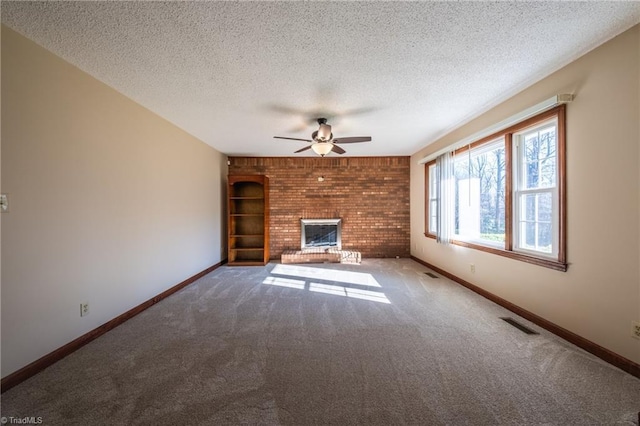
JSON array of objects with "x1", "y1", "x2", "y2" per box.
[
  {"x1": 632, "y1": 322, "x2": 640, "y2": 340},
  {"x1": 80, "y1": 302, "x2": 89, "y2": 317},
  {"x1": 470, "y1": 264, "x2": 476, "y2": 273}
]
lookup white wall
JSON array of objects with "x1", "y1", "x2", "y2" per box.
[
  {"x1": 1, "y1": 26, "x2": 227, "y2": 378},
  {"x1": 411, "y1": 25, "x2": 640, "y2": 363}
]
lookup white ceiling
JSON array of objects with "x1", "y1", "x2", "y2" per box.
[{"x1": 3, "y1": 1, "x2": 640, "y2": 157}]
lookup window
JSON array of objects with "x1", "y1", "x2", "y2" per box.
[
  {"x1": 427, "y1": 164, "x2": 438, "y2": 234},
  {"x1": 453, "y1": 139, "x2": 506, "y2": 247},
  {"x1": 514, "y1": 120, "x2": 558, "y2": 257},
  {"x1": 425, "y1": 106, "x2": 566, "y2": 271}
]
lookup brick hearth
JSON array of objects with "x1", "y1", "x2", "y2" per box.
[{"x1": 281, "y1": 248, "x2": 362, "y2": 265}]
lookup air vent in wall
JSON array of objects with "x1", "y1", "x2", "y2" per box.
[{"x1": 500, "y1": 317, "x2": 539, "y2": 335}]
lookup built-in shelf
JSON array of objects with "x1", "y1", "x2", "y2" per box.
[{"x1": 228, "y1": 175, "x2": 269, "y2": 266}]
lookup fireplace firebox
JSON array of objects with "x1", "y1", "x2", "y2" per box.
[{"x1": 300, "y1": 219, "x2": 342, "y2": 250}]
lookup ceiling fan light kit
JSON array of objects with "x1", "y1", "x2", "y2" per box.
[
  {"x1": 274, "y1": 118, "x2": 372, "y2": 156},
  {"x1": 311, "y1": 142, "x2": 333, "y2": 157}
]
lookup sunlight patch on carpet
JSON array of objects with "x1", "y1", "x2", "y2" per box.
[
  {"x1": 309, "y1": 283, "x2": 391, "y2": 304},
  {"x1": 271, "y1": 264, "x2": 381, "y2": 287},
  {"x1": 262, "y1": 276, "x2": 306, "y2": 289},
  {"x1": 263, "y1": 264, "x2": 391, "y2": 304}
]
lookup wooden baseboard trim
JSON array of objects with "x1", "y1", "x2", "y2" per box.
[
  {"x1": 1, "y1": 260, "x2": 227, "y2": 393},
  {"x1": 411, "y1": 256, "x2": 640, "y2": 379}
]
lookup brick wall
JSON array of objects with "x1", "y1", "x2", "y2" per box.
[{"x1": 229, "y1": 156, "x2": 410, "y2": 259}]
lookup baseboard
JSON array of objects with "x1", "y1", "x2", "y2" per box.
[
  {"x1": 1, "y1": 260, "x2": 227, "y2": 393},
  {"x1": 411, "y1": 256, "x2": 640, "y2": 379}
]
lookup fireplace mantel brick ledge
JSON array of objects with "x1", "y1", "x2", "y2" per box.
[{"x1": 281, "y1": 248, "x2": 361, "y2": 264}]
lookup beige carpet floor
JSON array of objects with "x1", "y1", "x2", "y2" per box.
[{"x1": 1, "y1": 258, "x2": 639, "y2": 425}]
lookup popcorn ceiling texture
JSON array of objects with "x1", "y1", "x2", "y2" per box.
[
  {"x1": 229, "y1": 157, "x2": 410, "y2": 259},
  {"x1": 2, "y1": 2, "x2": 639, "y2": 156}
]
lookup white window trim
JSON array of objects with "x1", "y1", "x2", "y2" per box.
[
  {"x1": 512, "y1": 118, "x2": 559, "y2": 259},
  {"x1": 513, "y1": 187, "x2": 559, "y2": 258},
  {"x1": 428, "y1": 164, "x2": 438, "y2": 235}
]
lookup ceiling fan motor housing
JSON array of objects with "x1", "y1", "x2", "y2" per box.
[
  {"x1": 317, "y1": 123, "x2": 333, "y2": 141},
  {"x1": 312, "y1": 130, "x2": 333, "y2": 142}
]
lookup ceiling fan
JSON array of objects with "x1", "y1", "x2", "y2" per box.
[{"x1": 274, "y1": 118, "x2": 372, "y2": 156}]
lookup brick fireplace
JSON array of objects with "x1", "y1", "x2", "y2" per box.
[{"x1": 228, "y1": 156, "x2": 410, "y2": 259}]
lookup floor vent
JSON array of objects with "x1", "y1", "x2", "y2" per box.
[
  {"x1": 424, "y1": 272, "x2": 439, "y2": 278},
  {"x1": 500, "y1": 317, "x2": 539, "y2": 335}
]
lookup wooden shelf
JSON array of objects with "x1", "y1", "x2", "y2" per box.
[{"x1": 228, "y1": 175, "x2": 269, "y2": 266}]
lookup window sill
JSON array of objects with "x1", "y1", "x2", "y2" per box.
[{"x1": 423, "y1": 233, "x2": 567, "y2": 272}]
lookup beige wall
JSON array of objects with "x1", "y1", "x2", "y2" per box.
[
  {"x1": 1, "y1": 26, "x2": 227, "y2": 378},
  {"x1": 411, "y1": 25, "x2": 640, "y2": 363}
]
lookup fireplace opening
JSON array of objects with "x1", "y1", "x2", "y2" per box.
[{"x1": 301, "y1": 219, "x2": 342, "y2": 250}]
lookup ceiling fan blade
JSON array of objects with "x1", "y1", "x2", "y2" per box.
[
  {"x1": 264, "y1": 104, "x2": 307, "y2": 115},
  {"x1": 331, "y1": 144, "x2": 346, "y2": 154},
  {"x1": 294, "y1": 145, "x2": 313, "y2": 153},
  {"x1": 340, "y1": 107, "x2": 378, "y2": 117},
  {"x1": 333, "y1": 136, "x2": 372, "y2": 144},
  {"x1": 274, "y1": 136, "x2": 313, "y2": 142}
]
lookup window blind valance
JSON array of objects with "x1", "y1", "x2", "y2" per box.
[{"x1": 418, "y1": 94, "x2": 574, "y2": 165}]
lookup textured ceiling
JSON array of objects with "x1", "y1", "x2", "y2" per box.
[{"x1": 3, "y1": 1, "x2": 640, "y2": 157}]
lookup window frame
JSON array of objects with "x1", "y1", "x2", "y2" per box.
[
  {"x1": 513, "y1": 119, "x2": 560, "y2": 259},
  {"x1": 427, "y1": 163, "x2": 438, "y2": 235},
  {"x1": 451, "y1": 137, "x2": 506, "y2": 248},
  {"x1": 424, "y1": 105, "x2": 566, "y2": 271}
]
